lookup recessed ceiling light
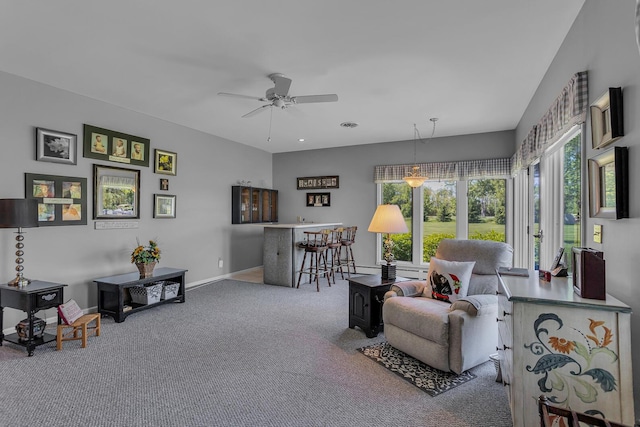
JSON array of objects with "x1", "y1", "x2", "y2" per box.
[
  {"x1": 340, "y1": 122, "x2": 359, "y2": 128},
  {"x1": 298, "y1": 138, "x2": 305, "y2": 143}
]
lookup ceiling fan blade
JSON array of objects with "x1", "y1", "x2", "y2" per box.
[
  {"x1": 271, "y1": 74, "x2": 292, "y2": 97},
  {"x1": 218, "y1": 92, "x2": 263, "y2": 101},
  {"x1": 291, "y1": 94, "x2": 338, "y2": 104},
  {"x1": 242, "y1": 104, "x2": 271, "y2": 118}
]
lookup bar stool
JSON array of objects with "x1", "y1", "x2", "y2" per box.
[
  {"x1": 339, "y1": 226, "x2": 357, "y2": 277},
  {"x1": 296, "y1": 230, "x2": 331, "y2": 292},
  {"x1": 326, "y1": 227, "x2": 344, "y2": 283}
]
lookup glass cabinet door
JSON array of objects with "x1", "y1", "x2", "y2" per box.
[
  {"x1": 251, "y1": 188, "x2": 260, "y2": 223},
  {"x1": 240, "y1": 187, "x2": 251, "y2": 223},
  {"x1": 261, "y1": 190, "x2": 271, "y2": 222},
  {"x1": 232, "y1": 186, "x2": 277, "y2": 224},
  {"x1": 270, "y1": 190, "x2": 278, "y2": 222}
]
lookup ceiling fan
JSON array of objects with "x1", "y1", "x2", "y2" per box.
[{"x1": 218, "y1": 73, "x2": 338, "y2": 118}]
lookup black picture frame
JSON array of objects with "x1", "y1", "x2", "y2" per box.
[
  {"x1": 590, "y1": 87, "x2": 623, "y2": 149},
  {"x1": 93, "y1": 164, "x2": 141, "y2": 219},
  {"x1": 36, "y1": 127, "x2": 77, "y2": 165},
  {"x1": 83, "y1": 124, "x2": 150, "y2": 167},
  {"x1": 153, "y1": 194, "x2": 176, "y2": 218},
  {"x1": 25, "y1": 173, "x2": 87, "y2": 226},
  {"x1": 160, "y1": 178, "x2": 169, "y2": 191},
  {"x1": 306, "y1": 192, "x2": 331, "y2": 207},
  {"x1": 588, "y1": 146, "x2": 629, "y2": 219},
  {"x1": 297, "y1": 175, "x2": 339, "y2": 189}
]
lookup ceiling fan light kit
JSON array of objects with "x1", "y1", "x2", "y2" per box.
[
  {"x1": 218, "y1": 73, "x2": 338, "y2": 119},
  {"x1": 402, "y1": 118, "x2": 438, "y2": 188}
]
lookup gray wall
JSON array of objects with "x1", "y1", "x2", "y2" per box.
[
  {"x1": 273, "y1": 130, "x2": 515, "y2": 271},
  {"x1": 0, "y1": 70, "x2": 272, "y2": 328},
  {"x1": 516, "y1": 0, "x2": 640, "y2": 417}
]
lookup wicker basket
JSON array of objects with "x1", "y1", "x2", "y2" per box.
[
  {"x1": 161, "y1": 282, "x2": 180, "y2": 300},
  {"x1": 129, "y1": 283, "x2": 162, "y2": 305}
]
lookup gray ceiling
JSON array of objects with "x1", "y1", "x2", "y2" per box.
[{"x1": 0, "y1": 1, "x2": 585, "y2": 153}]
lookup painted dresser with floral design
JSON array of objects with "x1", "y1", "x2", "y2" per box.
[{"x1": 497, "y1": 272, "x2": 633, "y2": 426}]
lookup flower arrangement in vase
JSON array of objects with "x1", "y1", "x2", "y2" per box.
[{"x1": 131, "y1": 239, "x2": 161, "y2": 277}]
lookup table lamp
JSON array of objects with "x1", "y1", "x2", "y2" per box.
[
  {"x1": 367, "y1": 204, "x2": 408, "y2": 280},
  {"x1": 0, "y1": 199, "x2": 39, "y2": 287}
]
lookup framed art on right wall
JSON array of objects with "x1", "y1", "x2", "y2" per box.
[
  {"x1": 590, "y1": 87, "x2": 623, "y2": 149},
  {"x1": 588, "y1": 146, "x2": 629, "y2": 219}
]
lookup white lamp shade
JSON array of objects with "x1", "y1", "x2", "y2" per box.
[{"x1": 367, "y1": 204, "x2": 408, "y2": 234}]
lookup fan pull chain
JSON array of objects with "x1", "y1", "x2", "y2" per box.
[{"x1": 267, "y1": 106, "x2": 273, "y2": 142}]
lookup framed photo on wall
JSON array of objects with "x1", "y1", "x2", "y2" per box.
[
  {"x1": 83, "y1": 124, "x2": 150, "y2": 167},
  {"x1": 36, "y1": 127, "x2": 77, "y2": 165},
  {"x1": 306, "y1": 192, "x2": 331, "y2": 207},
  {"x1": 154, "y1": 149, "x2": 177, "y2": 175},
  {"x1": 93, "y1": 164, "x2": 140, "y2": 219},
  {"x1": 25, "y1": 173, "x2": 87, "y2": 226},
  {"x1": 154, "y1": 194, "x2": 176, "y2": 218}
]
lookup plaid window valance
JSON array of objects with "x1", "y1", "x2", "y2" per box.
[
  {"x1": 511, "y1": 71, "x2": 588, "y2": 174},
  {"x1": 374, "y1": 158, "x2": 511, "y2": 183}
]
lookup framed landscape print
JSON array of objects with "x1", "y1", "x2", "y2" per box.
[
  {"x1": 154, "y1": 194, "x2": 176, "y2": 218},
  {"x1": 36, "y1": 127, "x2": 77, "y2": 165},
  {"x1": 25, "y1": 173, "x2": 87, "y2": 226},
  {"x1": 83, "y1": 124, "x2": 150, "y2": 167},
  {"x1": 297, "y1": 175, "x2": 339, "y2": 189},
  {"x1": 154, "y1": 149, "x2": 177, "y2": 175},
  {"x1": 93, "y1": 164, "x2": 140, "y2": 219}
]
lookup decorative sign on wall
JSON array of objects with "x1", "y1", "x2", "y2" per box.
[{"x1": 296, "y1": 175, "x2": 339, "y2": 189}]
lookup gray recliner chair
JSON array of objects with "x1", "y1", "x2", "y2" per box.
[{"x1": 383, "y1": 238, "x2": 513, "y2": 374}]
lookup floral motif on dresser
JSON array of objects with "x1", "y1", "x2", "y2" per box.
[{"x1": 524, "y1": 313, "x2": 618, "y2": 417}]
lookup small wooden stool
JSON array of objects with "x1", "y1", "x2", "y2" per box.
[{"x1": 56, "y1": 313, "x2": 101, "y2": 350}]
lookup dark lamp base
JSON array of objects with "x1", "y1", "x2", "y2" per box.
[{"x1": 381, "y1": 263, "x2": 396, "y2": 281}]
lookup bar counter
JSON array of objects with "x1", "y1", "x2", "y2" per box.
[{"x1": 262, "y1": 223, "x2": 342, "y2": 287}]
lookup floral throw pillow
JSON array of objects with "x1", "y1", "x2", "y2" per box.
[{"x1": 425, "y1": 257, "x2": 475, "y2": 303}]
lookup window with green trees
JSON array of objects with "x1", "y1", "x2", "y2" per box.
[
  {"x1": 381, "y1": 182, "x2": 412, "y2": 262},
  {"x1": 380, "y1": 178, "x2": 506, "y2": 264}
]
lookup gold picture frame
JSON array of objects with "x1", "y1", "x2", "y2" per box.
[
  {"x1": 588, "y1": 146, "x2": 628, "y2": 219},
  {"x1": 590, "y1": 87, "x2": 623, "y2": 149},
  {"x1": 154, "y1": 149, "x2": 177, "y2": 175}
]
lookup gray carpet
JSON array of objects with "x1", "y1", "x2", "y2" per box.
[{"x1": 0, "y1": 278, "x2": 513, "y2": 427}]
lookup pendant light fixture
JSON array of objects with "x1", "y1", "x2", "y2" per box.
[{"x1": 403, "y1": 118, "x2": 438, "y2": 188}]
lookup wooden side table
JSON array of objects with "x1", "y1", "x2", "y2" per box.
[
  {"x1": 0, "y1": 280, "x2": 66, "y2": 356},
  {"x1": 348, "y1": 274, "x2": 409, "y2": 338}
]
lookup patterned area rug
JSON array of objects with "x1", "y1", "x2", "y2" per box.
[{"x1": 358, "y1": 342, "x2": 476, "y2": 396}]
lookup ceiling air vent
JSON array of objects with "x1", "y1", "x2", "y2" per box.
[{"x1": 340, "y1": 122, "x2": 359, "y2": 128}]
